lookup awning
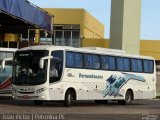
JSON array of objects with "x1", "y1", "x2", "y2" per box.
[{"x1": 0, "y1": 0, "x2": 52, "y2": 33}]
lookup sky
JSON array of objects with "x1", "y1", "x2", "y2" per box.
[{"x1": 29, "y1": 0, "x2": 160, "y2": 40}]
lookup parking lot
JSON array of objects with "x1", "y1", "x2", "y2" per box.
[{"x1": 0, "y1": 95, "x2": 159, "y2": 120}]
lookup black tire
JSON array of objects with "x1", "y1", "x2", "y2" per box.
[
  {"x1": 64, "y1": 90, "x2": 74, "y2": 107},
  {"x1": 34, "y1": 100, "x2": 43, "y2": 105},
  {"x1": 118, "y1": 90, "x2": 133, "y2": 105},
  {"x1": 94, "y1": 100, "x2": 108, "y2": 104}
]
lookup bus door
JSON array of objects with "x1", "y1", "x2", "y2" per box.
[{"x1": 49, "y1": 51, "x2": 63, "y2": 100}]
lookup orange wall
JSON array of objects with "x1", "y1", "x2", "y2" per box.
[
  {"x1": 140, "y1": 40, "x2": 160, "y2": 60},
  {"x1": 82, "y1": 39, "x2": 160, "y2": 60},
  {"x1": 82, "y1": 38, "x2": 109, "y2": 48}
]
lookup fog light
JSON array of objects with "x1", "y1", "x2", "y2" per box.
[
  {"x1": 42, "y1": 96, "x2": 45, "y2": 98},
  {"x1": 12, "y1": 95, "x2": 15, "y2": 98}
]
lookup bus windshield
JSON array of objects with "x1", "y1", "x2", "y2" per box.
[{"x1": 13, "y1": 50, "x2": 48, "y2": 85}]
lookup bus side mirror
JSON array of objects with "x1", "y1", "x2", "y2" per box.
[
  {"x1": 39, "y1": 56, "x2": 53, "y2": 69},
  {"x1": 1, "y1": 57, "x2": 13, "y2": 70}
]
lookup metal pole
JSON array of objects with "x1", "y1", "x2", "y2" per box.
[
  {"x1": 45, "y1": 30, "x2": 48, "y2": 45},
  {"x1": 71, "y1": 31, "x2": 72, "y2": 47},
  {"x1": 51, "y1": 17, "x2": 53, "y2": 45},
  {"x1": 7, "y1": 41, "x2": 9, "y2": 48},
  {"x1": 28, "y1": 29, "x2": 30, "y2": 46}
]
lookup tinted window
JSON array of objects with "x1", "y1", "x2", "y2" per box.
[
  {"x1": 123, "y1": 58, "x2": 130, "y2": 71},
  {"x1": 75, "y1": 53, "x2": 83, "y2": 68},
  {"x1": 13, "y1": 50, "x2": 49, "y2": 85},
  {"x1": 117, "y1": 57, "x2": 124, "y2": 71},
  {"x1": 117, "y1": 57, "x2": 130, "y2": 71},
  {"x1": 137, "y1": 59, "x2": 143, "y2": 72},
  {"x1": 108, "y1": 56, "x2": 116, "y2": 70},
  {"x1": 131, "y1": 59, "x2": 138, "y2": 72},
  {"x1": 66, "y1": 52, "x2": 75, "y2": 68},
  {"x1": 93, "y1": 55, "x2": 100, "y2": 69},
  {"x1": 101, "y1": 56, "x2": 109, "y2": 70},
  {"x1": 84, "y1": 54, "x2": 93, "y2": 69},
  {"x1": 50, "y1": 51, "x2": 64, "y2": 83},
  {"x1": 131, "y1": 59, "x2": 143, "y2": 73},
  {"x1": 52, "y1": 51, "x2": 63, "y2": 62},
  {"x1": 143, "y1": 60, "x2": 154, "y2": 73}
]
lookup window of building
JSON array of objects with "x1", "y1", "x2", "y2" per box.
[
  {"x1": 40, "y1": 30, "x2": 52, "y2": 45},
  {"x1": 53, "y1": 25, "x2": 80, "y2": 47},
  {"x1": 64, "y1": 31, "x2": 71, "y2": 46},
  {"x1": 29, "y1": 30, "x2": 35, "y2": 42},
  {"x1": 55, "y1": 31, "x2": 63, "y2": 46},
  {"x1": 72, "y1": 31, "x2": 80, "y2": 47}
]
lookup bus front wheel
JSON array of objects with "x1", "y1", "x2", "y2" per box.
[
  {"x1": 64, "y1": 90, "x2": 75, "y2": 107},
  {"x1": 118, "y1": 90, "x2": 133, "y2": 105}
]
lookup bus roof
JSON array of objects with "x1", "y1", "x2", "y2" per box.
[
  {"x1": 17, "y1": 45, "x2": 155, "y2": 60},
  {"x1": 0, "y1": 47, "x2": 17, "y2": 52}
]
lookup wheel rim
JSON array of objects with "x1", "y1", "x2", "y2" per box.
[
  {"x1": 126, "y1": 92, "x2": 131, "y2": 103},
  {"x1": 67, "y1": 92, "x2": 73, "y2": 105},
  {"x1": 67, "y1": 93, "x2": 72, "y2": 104}
]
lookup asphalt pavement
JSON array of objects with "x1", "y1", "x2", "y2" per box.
[{"x1": 0, "y1": 95, "x2": 159, "y2": 120}]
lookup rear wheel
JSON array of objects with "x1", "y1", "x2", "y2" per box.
[
  {"x1": 118, "y1": 90, "x2": 133, "y2": 105},
  {"x1": 34, "y1": 100, "x2": 43, "y2": 105},
  {"x1": 64, "y1": 90, "x2": 75, "y2": 107}
]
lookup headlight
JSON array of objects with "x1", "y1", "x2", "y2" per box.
[{"x1": 35, "y1": 88, "x2": 47, "y2": 94}]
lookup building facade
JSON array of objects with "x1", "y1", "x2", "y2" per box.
[
  {"x1": 1, "y1": 9, "x2": 160, "y2": 61},
  {"x1": 44, "y1": 8, "x2": 105, "y2": 47}
]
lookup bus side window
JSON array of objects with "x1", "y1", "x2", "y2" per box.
[
  {"x1": 131, "y1": 59, "x2": 143, "y2": 73},
  {"x1": 84, "y1": 54, "x2": 93, "y2": 69},
  {"x1": 131, "y1": 59, "x2": 138, "y2": 72},
  {"x1": 75, "y1": 53, "x2": 83, "y2": 68},
  {"x1": 143, "y1": 60, "x2": 154, "y2": 73},
  {"x1": 101, "y1": 56, "x2": 109, "y2": 70},
  {"x1": 93, "y1": 55, "x2": 100, "y2": 69},
  {"x1": 108, "y1": 56, "x2": 116, "y2": 70},
  {"x1": 66, "y1": 52, "x2": 75, "y2": 68},
  {"x1": 123, "y1": 58, "x2": 130, "y2": 71},
  {"x1": 137, "y1": 59, "x2": 143, "y2": 72},
  {"x1": 117, "y1": 57, "x2": 124, "y2": 71},
  {"x1": 50, "y1": 62, "x2": 58, "y2": 77},
  {"x1": 50, "y1": 51, "x2": 63, "y2": 83}
]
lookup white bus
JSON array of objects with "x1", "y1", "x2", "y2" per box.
[
  {"x1": 11, "y1": 46, "x2": 156, "y2": 106},
  {"x1": 0, "y1": 48, "x2": 17, "y2": 93}
]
